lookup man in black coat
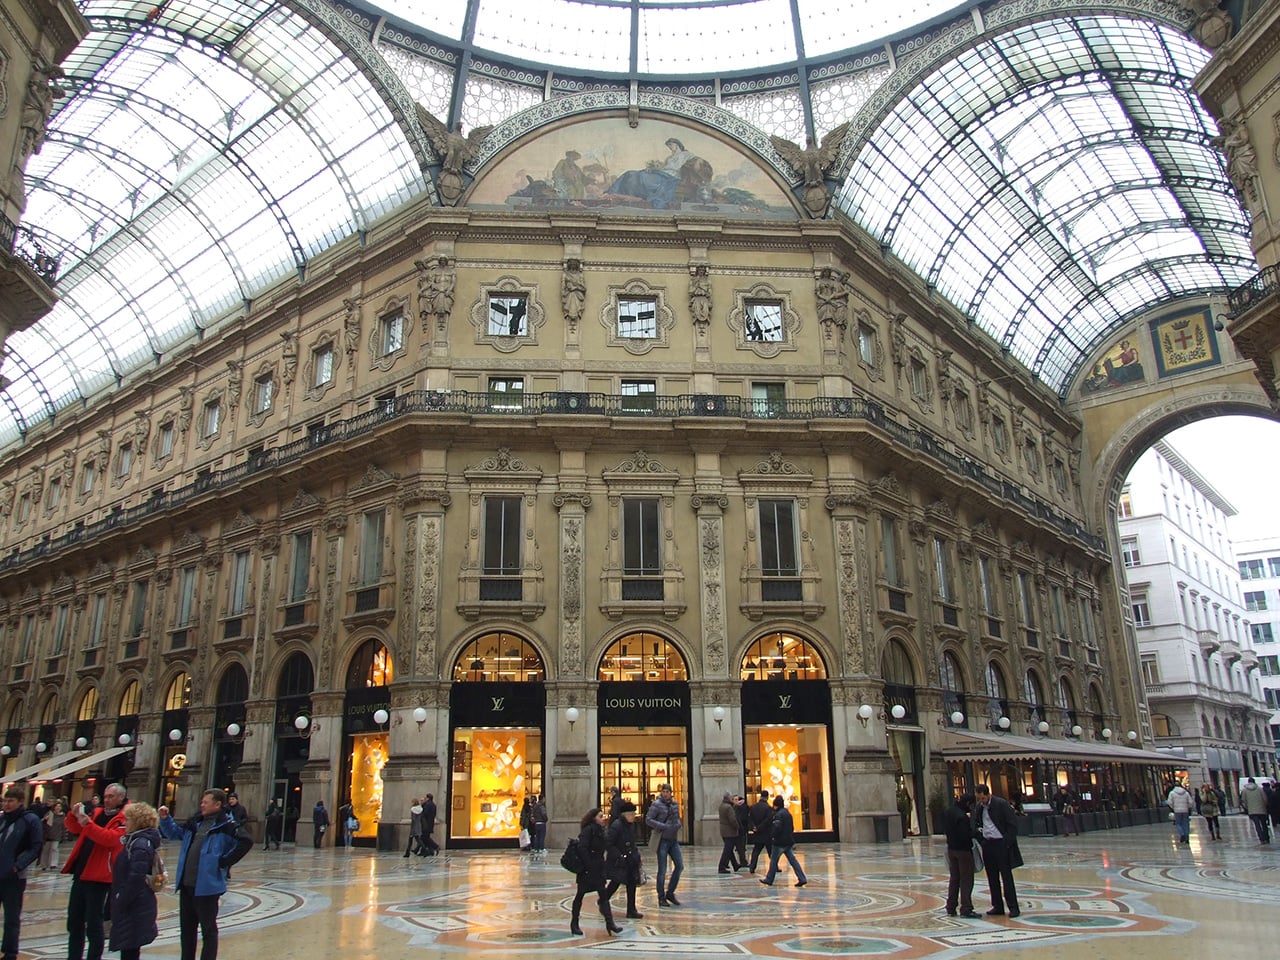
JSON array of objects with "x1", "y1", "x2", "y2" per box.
[
  {"x1": 421, "y1": 795, "x2": 439, "y2": 855},
  {"x1": 973, "y1": 784, "x2": 1023, "y2": 918},
  {"x1": 746, "y1": 791, "x2": 773, "y2": 872},
  {"x1": 0, "y1": 786, "x2": 44, "y2": 960},
  {"x1": 941, "y1": 793, "x2": 980, "y2": 918}
]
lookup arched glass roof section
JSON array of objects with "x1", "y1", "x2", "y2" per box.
[
  {"x1": 837, "y1": 16, "x2": 1256, "y2": 395},
  {"x1": 3, "y1": 0, "x2": 427, "y2": 448},
  {"x1": 366, "y1": 0, "x2": 971, "y2": 75}
]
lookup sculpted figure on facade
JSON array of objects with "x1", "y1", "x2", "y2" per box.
[
  {"x1": 562, "y1": 259, "x2": 587, "y2": 327},
  {"x1": 1214, "y1": 118, "x2": 1259, "y2": 206},
  {"x1": 415, "y1": 104, "x2": 494, "y2": 207},
  {"x1": 342, "y1": 298, "x2": 360, "y2": 357},
  {"x1": 280, "y1": 331, "x2": 298, "y2": 384},
  {"x1": 225, "y1": 361, "x2": 242, "y2": 410},
  {"x1": 419, "y1": 256, "x2": 456, "y2": 332},
  {"x1": 815, "y1": 268, "x2": 849, "y2": 332},
  {"x1": 769, "y1": 121, "x2": 850, "y2": 218},
  {"x1": 177, "y1": 386, "x2": 194, "y2": 436},
  {"x1": 688, "y1": 264, "x2": 712, "y2": 328},
  {"x1": 11, "y1": 64, "x2": 65, "y2": 210}
]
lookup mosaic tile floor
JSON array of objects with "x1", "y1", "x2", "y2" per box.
[{"x1": 12, "y1": 813, "x2": 1280, "y2": 959}]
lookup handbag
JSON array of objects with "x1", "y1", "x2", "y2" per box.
[
  {"x1": 518, "y1": 828, "x2": 531, "y2": 849},
  {"x1": 346, "y1": 816, "x2": 359, "y2": 832},
  {"x1": 971, "y1": 838, "x2": 984, "y2": 872}
]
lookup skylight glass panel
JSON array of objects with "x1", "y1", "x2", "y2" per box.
[
  {"x1": 181, "y1": 246, "x2": 241, "y2": 322},
  {"x1": 372, "y1": 0, "x2": 470, "y2": 39},
  {"x1": 226, "y1": 210, "x2": 296, "y2": 291},
  {"x1": 473, "y1": 0, "x2": 632, "y2": 73},
  {"x1": 637, "y1": 0, "x2": 796, "y2": 74},
  {"x1": 797, "y1": 0, "x2": 969, "y2": 57},
  {"x1": 1078, "y1": 18, "x2": 1173, "y2": 72},
  {"x1": 279, "y1": 172, "x2": 351, "y2": 255}
]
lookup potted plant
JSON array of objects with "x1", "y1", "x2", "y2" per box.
[{"x1": 927, "y1": 781, "x2": 952, "y2": 836}]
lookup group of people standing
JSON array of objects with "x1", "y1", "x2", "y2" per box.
[
  {"x1": 942, "y1": 785, "x2": 1024, "y2": 920},
  {"x1": 0, "y1": 782, "x2": 252, "y2": 960}
]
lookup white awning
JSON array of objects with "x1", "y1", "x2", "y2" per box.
[
  {"x1": 940, "y1": 729, "x2": 1186, "y2": 766},
  {"x1": 1, "y1": 749, "x2": 89, "y2": 784},
  {"x1": 30, "y1": 746, "x2": 132, "y2": 784}
]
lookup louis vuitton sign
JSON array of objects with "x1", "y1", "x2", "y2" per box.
[
  {"x1": 598, "y1": 681, "x2": 690, "y2": 726},
  {"x1": 450, "y1": 681, "x2": 545, "y2": 728},
  {"x1": 740, "y1": 679, "x2": 831, "y2": 725}
]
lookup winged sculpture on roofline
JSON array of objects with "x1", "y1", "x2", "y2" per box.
[
  {"x1": 769, "y1": 121, "x2": 851, "y2": 219},
  {"x1": 416, "y1": 104, "x2": 494, "y2": 207}
]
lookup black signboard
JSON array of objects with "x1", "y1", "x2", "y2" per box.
[
  {"x1": 162, "y1": 708, "x2": 190, "y2": 743},
  {"x1": 275, "y1": 694, "x2": 312, "y2": 736},
  {"x1": 598, "y1": 681, "x2": 690, "y2": 727},
  {"x1": 449, "y1": 682, "x2": 545, "y2": 728},
  {"x1": 740, "y1": 680, "x2": 832, "y2": 725},
  {"x1": 344, "y1": 685, "x2": 391, "y2": 734}
]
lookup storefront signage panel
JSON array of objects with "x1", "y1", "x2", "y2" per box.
[
  {"x1": 740, "y1": 680, "x2": 832, "y2": 725},
  {"x1": 344, "y1": 685, "x2": 391, "y2": 734},
  {"x1": 598, "y1": 681, "x2": 690, "y2": 726},
  {"x1": 449, "y1": 681, "x2": 545, "y2": 728}
]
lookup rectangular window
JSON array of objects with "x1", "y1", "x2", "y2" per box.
[
  {"x1": 620, "y1": 379, "x2": 656, "y2": 412},
  {"x1": 744, "y1": 301, "x2": 783, "y2": 342},
  {"x1": 52, "y1": 604, "x2": 69, "y2": 655},
  {"x1": 1269, "y1": 557, "x2": 1280, "y2": 577},
  {"x1": 314, "y1": 346, "x2": 334, "y2": 387},
  {"x1": 254, "y1": 375, "x2": 273, "y2": 414},
  {"x1": 1052, "y1": 458, "x2": 1067, "y2": 493},
  {"x1": 129, "y1": 580, "x2": 148, "y2": 638},
  {"x1": 1118, "y1": 490, "x2": 1133, "y2": 517},
  {"x1": 623, "y1": 498, "x2": 661, "y2": 577},
  {"x1": 117, "y1": 442, "x2": 133, "y2": 477},
  {"x1": 1240, "y1": 558, "x2": 1266, "y2": 579},
  {"x1": 954, "y1": 390, "x2": 972, "y2": 431},
  {"x1": 617, "y1": 298, "x2": 657, "y2": 338},
  {"x1": 1252, "y1": 622, "x2": 1275, "y2": 644},
  {"x1": 16, "y1": 493, "x2": 31, "y2": 522},
  {"x1": 488, "y1": 295, "x2": 528, "y2": 336},
  {"x1": 743, "y1": 725, "x2": 832, "y2": 832},
  {"x1": 1051, "y1": 585, "x2": 1067, "y2": 635},
  {"x1": 1245, "y1": 591, "x2": 1268, "y2": 612},
  {"x1": 290, "y1": 532, "x2": 312, "y2": 602},
  {"x1": 1018, "y1": 572, "x2": 1037, "y2": 627},
  {"x1": 229, "y1": 550, "x2": 250, "y2": 616},
  {"x1": 1131, "y1": 593, "x2": 1151, "y2": 627},
  {"x1": 910, "y1": 358, "x2": 928, "y2": 398},
  {"x1": 47, "y1": 477, "x2": 62, "y2": 510},
  {"x1": 858, "y1": 323, "x2": 876, "y2": 367},
  {"x1": 980, "y1": 556, "x2": 998, "y2": 615},
  {"x1": 81, "y1": 462, "x2": 96, "y2": 495},
  {"x1": 488, "y1": 377, "x2": 524, "y2": 412},
  {"x1": 933, "y1": 536, "x2": 953, "y2": 602},
  {"x1": 751, "y1": 381, "x2": 786, "y2": 417},
  {"x1": 381, "y1": 312, "x2": 405, "y2": 354},
  {"x1": 1260, "y1": 655, "x2": 1280, "y2": 676},
  {"x1": 176, "y1": 566, "x2": 197, "y2": 627},
  {"x1": 992, "y1": 415, "x2": 1008, "y2": 453},
  {"x1": 158, "y1": 422, "x2": 175, "y2": 459},
  {"x1": 482, "y1": 496, "x2": 522, "y2": 576},
  {"x1": 19, "y1": 614, "x2": 35, "y2": 660},
  {"x1": 360, "y1": 510, "x2": 385, "y2": 585},
  {"x1": 203, "y1": 400, "x2": 221, "y2": 438},
  {"x1": 88, "y1": 593, "x2": 106, "y2": 648},
  {"x1": 1140, "y1": 655, "x2": 1160, "y2": 686},
  {"x1": 758, "y1": 499, "x2": 799, "y2": 578},
  {"x1": 1079, "y1": 597, "x2": 1095, "y2": 647},
  {"x1": 881, "y1": 515, "x2": 901, "y2": 587}
]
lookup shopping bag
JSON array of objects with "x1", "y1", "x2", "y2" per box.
[{"x1": 518, "y1": 828, "x2": 531, "y2": 849}]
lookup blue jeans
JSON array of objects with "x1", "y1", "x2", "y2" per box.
[
  {"x1": 531, "y1": 822, "x2": 547, "y2": 851},
  {"x1": 1173, "y1": 811, "x2": 1190, "y2": 840},
  {"x1": 763, "y1": 844, "x2": 807, "y2": 885},
  {"x1": 655, "y1": 838, "x2": 683, "y2": 898}
]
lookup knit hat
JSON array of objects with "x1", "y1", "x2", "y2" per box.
[{"x1": 618, "y1": 800, "x2": 637, "y2": 814}]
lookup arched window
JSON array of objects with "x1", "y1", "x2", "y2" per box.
[
  {"x1": 1213, "y1": 716, "x2": 1223, "y2": 738},
  {"x1": 1088, "y1": 685, "x2": 1105, "y2": 736},
  {"x1": 40, "y1": 695, "x2": 58, "y2": 726},
  {"x1": 165, "y1": 673, "x2": 191, "y2": 710},
  {"x1": 1024, "y1": 671, "x2": 1045, "y2": 726},
  {"x1": 740, "y1": 632, "x2": 826, "y2": 680},
  {"x1": 77, "y1": 687, "x2": 99, "y2": 721},
  {"x1": 940, "y1": 652, "x2": 966, "y2": 726},
  {"x1": 1201, "y1": 714, "x2": 1211, "y2": 736},
  {"x1": 598, "y1": 632, "x2": 687, "y2": 681},
  {"x1": 347, "y1": 639, "x2": 393, "y2": 687},
  {"x1": 4, "y1": 698, "x2": 23, "y2": 728},
  {"x1": 985, "y1": 661, "x2": 1008, "y2": 723},
  {"x1": 118, "y1": 680, "x2": 142, "y2": 716},
  {"x1": 276, "y1": 651, "x2": 315, "y2": 698},
  {"x1": 454, "y1": 632, "x2": 545, "y2": 681},
  {"x1": 216, "y1": 664, "x2": 249, "y2": 706},
  {"x1": 1151, "y1": 713, "x2": 1180, "y2": 737},
  {"x1": 881, "y1": 639, "x2": 916, "y2": 723},
  {"x1": 1222, "y1": 718, "x2": 1233, "y2": 740}
]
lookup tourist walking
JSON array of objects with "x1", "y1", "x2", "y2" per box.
[
  {"x1": 403, "y1": 799, "x2": 425, "y2": 858},
  {"x1": 603, "y1": 801, "x2": 643, "y2": 922},
  {"x1": 646, "y1": 784, "x2": 683, "y2": 905},
  {"x1": 569, "y1": 807, "x2": 621, "y2": 936},
  {"x1": 109, "y1": 802, "x2": 162, "y2": 960},
  {"x1": 529, "y1": 795, "x2": 549, "y2": 855},
  {"x1": 759, "y1": 796, "x2": 807, "y2": 888},
  {"x1": 1050, "y1": 785, "x2": 1079, "y2": 837},
  {"x1": 339, "y1": 801, "x2": 357, "y2": 848},
  {"x1": 974, "y1": 784, "x2": 1022, "y2": 918},
  {"x1": 1166, "y1": 781, "x2": 1194, "y2": 845},
  {"x1": 263, "y1": 800, "x2": 283, "y2": 850},
  {"x1": 733, "y1": 795, "x2": 750, "y2": 870},
  {"x1": 942, "y1": 793, "x2": 979, "y2": 917},
  {"x1": 421, "y1": 794, "x2": 440, "y2": 855},
  {"x1": 747, "y1": 790, "x2": 773, "y2": 872},
  {"x1": 1268, "y1": 781, "x2": 1280, "y2": 832},
  {"x1": 158, "y1": 789, "x2": 253, "y2": 960},
  {"x1": 717, "y1": 792, "x2": 741, "y2": 873},
  {"x1": 312, "y1": 801, "x2": 328, "y2": 848},
  {"x1": 1241, "y1": 777, "x2": 1271, "y2": 843},
  {"x1": 63, "y1": 782, "x2": 128, "y2": 960},
  {"x1": 0, "y1": 785, "x2": 44, "y2": 960},
  {"x1": 1199, "y1": 784, "x2": 1222, "y2": 840},
  {"x1": 39, "y1": 799, "x2": 66, "y2": 870}
]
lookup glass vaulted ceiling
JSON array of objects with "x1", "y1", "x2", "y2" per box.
[
  {"x1": 4, "y1": 0, "x2": 425, "y2": 449},
  {"x1": 839, "y1": 16, "x2": 1256, "y2": 393}
]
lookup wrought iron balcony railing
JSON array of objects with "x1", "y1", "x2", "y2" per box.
[
  {"x1": 1, "y1": 212, "x2": 60, "y2": 286},
  {"x1": 1228, "y1": 264, "x2": 1280, "y2": 316}
]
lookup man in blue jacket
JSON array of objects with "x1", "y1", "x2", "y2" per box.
[
  {"x1": 0, "y1": 785, "x2": 44, "y2": 960},
  {"x1": 158, "y1": 789, "x2": 252, "y2": 960}
]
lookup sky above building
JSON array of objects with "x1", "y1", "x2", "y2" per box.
[{"x1": 1164, "y1": 416, "x2": 1280, "y2": 542}]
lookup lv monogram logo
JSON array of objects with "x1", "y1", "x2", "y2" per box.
[
  {"x1": 491, "y1": 697, "x2": 505, "y2": 711},
  {"x1": 778, "y1": 695, "x2": 792, "y2": 709}
]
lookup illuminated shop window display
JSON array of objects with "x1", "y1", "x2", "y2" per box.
[
  {"x1": 744, "y1": 725, "x2": 833, "y2": 831},
  {"x1": 348, "y1": 732, "x2": 388, "y2": 839},
  {"x1": 450, "y1": 728, "x2": 543, "y2": 840}
]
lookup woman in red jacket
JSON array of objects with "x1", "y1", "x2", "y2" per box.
[{"x1": 61, "y1": 783, "x2": 128, "y2": 960}]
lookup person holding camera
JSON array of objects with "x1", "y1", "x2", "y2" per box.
[
  {"x1": 158, "y1": 789, "x2": 252, "y2": 960},
  {"x1": 62, "y1": 783, "x2": 128, "y2": 960}
]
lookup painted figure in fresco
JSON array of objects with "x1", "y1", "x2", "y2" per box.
[
  {"x1": 605, "y1": 138, "x2": 712, "y2": 209},
  {"x1": 553, "y1": 151, "x2": 588, "y2": 200},
  {"x1": 1081, "y1": 338, "x2": 1145, "y2": 392}
]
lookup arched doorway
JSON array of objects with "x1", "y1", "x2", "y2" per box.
[
  {"x1": 597, "y1": 631, "x2": 691, "y2": 843},
  {"x1": 447, "y1": 631, "x2": 546, "y2": 847},
  {"x1": 272, "y1": 651, "x2": 314, "y2": 844},
  {"x1": 882, "y1": 638, "x2": 923, "y2": 837},
  {"x1": 739, "y1": 631, "x2": 835, "y2": 838},
  {"x1": 106, "y1": 680, "x2": 141, "y2": 783},
  {"x1": 210, "y1": 664, "x2": 248, "y2": 794},
  {"x1": 341, "y1": 638, "x2": 392, "y2": 845},
  {"x1": 157, "y1": 672, "x2": 191, "y2": 807}
]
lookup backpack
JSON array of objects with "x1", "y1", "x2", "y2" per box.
[
  {"x1": 559, "y1": 837, "x2": 585, "y2": 874},
  {"x1": 147, "y1": 844, "x2": 167, "y2": 892}
]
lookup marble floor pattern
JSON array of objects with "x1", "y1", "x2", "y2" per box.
[{"x1": 12, "y1": 814, "x2": 1280, "y2": 959}]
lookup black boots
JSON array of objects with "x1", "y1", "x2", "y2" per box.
[{"x1": 600, "y1": 897, "x2": 622, "y2": 934}]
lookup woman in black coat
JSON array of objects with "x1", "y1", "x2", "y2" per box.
[
  {"x1": 110, "y1": 801, "x2": 162, "y2": 960},
  {"x1": 603, "y1": 801, "x2": 644, "y2": 923},
  {"x1": 570, "y1": 808, "x2": 620, "y2": 936}
]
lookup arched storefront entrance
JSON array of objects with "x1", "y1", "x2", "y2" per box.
[
  {"x1": 597, "y1": 631, "x2": 691, "y2": 843},
  {"x1": 882, "y1": 639, "x2": 924, "y2": 837},
  {"x1": 157, "y1": 672, "x2": 191, "y2": 808},
  {"x1": 272, "y1": 651, "x2": 314, "y2": 843},
  {"x1": 340, "y1": 638, "x2": 392, "y2": 845},
  {"x1": 447, "y1": 631, "x2": 546, "y2": 847},
  {"x1": 210, "y1": 664, "x2": 248, "y2": 794},
  {"x1": 738, "y1": 631, "x2": 836, "y2": 839}
]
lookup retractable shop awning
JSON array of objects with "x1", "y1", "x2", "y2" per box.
[
  {"x1": 30, "y1": 746, "x2": 132, "y2": 783},
  {"x1": 1, "y1": 749, "x2": 89, "y2": 784},
  {"x1": 940, "y1": 729, "x2": 1186, "y2": 766}
]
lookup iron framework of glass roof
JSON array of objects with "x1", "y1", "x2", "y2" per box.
[{"x1": 1, "y1": 0, "x2": 1256, "y2": 452}]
